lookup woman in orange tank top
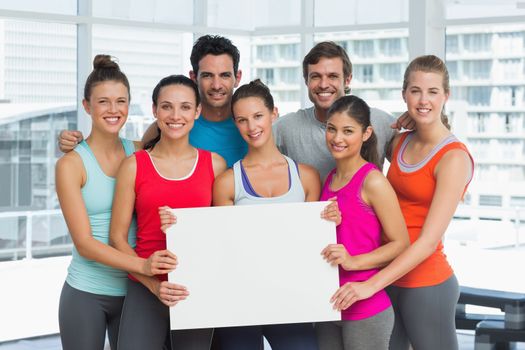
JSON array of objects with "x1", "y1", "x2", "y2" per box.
[{"x1": 329, "y1": 55, "x2": 473, "y2": 350}]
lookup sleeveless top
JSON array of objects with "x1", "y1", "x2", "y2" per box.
[
  {"x1": 232, "y1": 155, "x2": 305, "y2": 205},
  {"x1": 133, "y1": 148, "x2": 215, "y2": 281},
  {"x1": 387, "y1": 132, "x2": 474, "y2": 288},
  {"x1": 321, "y1": 163, "x2": 391, "y2": 320},
  {"x1": 66, "y1": 138, "x2": 137, "y2": 296}
]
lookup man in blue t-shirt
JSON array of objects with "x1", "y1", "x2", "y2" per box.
[
  {"x1": 59, "y1": 35, "x2": 247, "y2": 167},
  {"x1": 186, "y1": 35, "x2": 247, "y2": 167}
]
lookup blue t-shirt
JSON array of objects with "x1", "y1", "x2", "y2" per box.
[{"x1": 189, "y1": 116, "x2": 247, "y2": 167}]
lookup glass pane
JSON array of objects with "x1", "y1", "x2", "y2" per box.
[
  {"x1": 93, "y1": 25, "x2": 188, "y2": 140},
  {"x1": 92, "y1": 0, "x2": 193, "y2": 25},
  {"x1": 314, "y1": 0, "x2": 408, "y2": 27},
  {"x1": 446, "y1": 0, "x2": 525, "y2": 20},
  {"x1": 251, "y1": 35, "x2": 301, "y2": 115},
  {"x1": 445, "y1": 22, "x2": 525, "y2": 293},
  {"x1": 0, "y1": 20, "x2": 76, "y2": 263},
  {"x1": 0, "y1": 0, "x2": 76, "y2": 15},
  {"x1": 207, "y1": 0, "x2": 301, "y2": 29}
]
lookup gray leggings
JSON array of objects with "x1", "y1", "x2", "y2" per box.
[
  {"x1": 387, "y1": 274, "x2": 460, "y2": 350},
  {"x1": 117, "y1": 280, "x2": 213, "y2": 350},
  {"x1": 316, "y1": 306, "x2": 394, "y2": 350},
  {"x1": 59, "y1": 281, "x2": 124, "y2": 350}
]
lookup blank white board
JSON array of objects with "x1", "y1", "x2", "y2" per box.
[{"x1": 167, "y1": 201, "x2": 341, "y2": 330}]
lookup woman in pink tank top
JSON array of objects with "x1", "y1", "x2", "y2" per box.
[
  {"x1": 316, "y1": 95, "x2": 409, "y2": 350},
  {"x1": 109, "y1": 75, "x2": 227, "y2": 350}
]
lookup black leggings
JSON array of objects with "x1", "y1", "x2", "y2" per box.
[
  {"x1": 117, "y1": 280, "x2": 213, "y2": 350},
  {"x1": 59, "y1": 281, "x2": 124, "y2": 350},
  {"x1": 387, "y1": 275, "x2": 460, "y2": 350}
]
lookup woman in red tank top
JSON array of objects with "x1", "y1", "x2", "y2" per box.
[
  {"x1": 109, "y1": 75, "x2": 227, "y2": 350},
  {"x1": 330, "y1": 56, "x2": 474, "y2": 350}
]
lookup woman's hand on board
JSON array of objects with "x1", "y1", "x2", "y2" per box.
[
  {"x1": 155, "y1": 280, "x2": 189, "y2": 307},
  {"x1": 320, "y1": 197, "x2": 341, "y2": 225},
  {"x1": 143, "y1": 250, "x2": 178, "y2": 276},
  {"x1": 159, "y1": 206, "x2": 177, "y2": 233}
]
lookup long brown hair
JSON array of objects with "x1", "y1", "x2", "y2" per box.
[{"x1": 327, "y1": 95, "x2": 379, "y2": 169}]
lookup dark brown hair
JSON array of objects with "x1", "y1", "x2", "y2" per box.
[
  {"x1": 302, "y1": 41, "x2": 352, "y2": 92},
  {"x1": 231, "y1": 79, "x2": 274, "y2": 114},
  {"x1": 144, "y1": 75, "x2": 200, "y2": 150},
  {"x1": 83, "y1": 54, "x2": 130, "y2": 101},
  {"x1": 327, "y1": 95, "x2": 379, "y2": 168},
  {"x1": 190, "y1": 35, "x2": 240, "y2": 76}
]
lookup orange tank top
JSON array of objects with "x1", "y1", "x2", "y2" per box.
[{"x1": 387, "y1": 132, "x2": 473, "y2": 288}]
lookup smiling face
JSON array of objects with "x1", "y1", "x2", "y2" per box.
[
  {"x1": 232, "y1": 96, "x2": 277, "y2": 148},
  {"x1": 192, "y1": 53, "x2": 241, "y2": 112},
  {"x1": 306, "y1": 57, "x2": 351, "y2": 120},
  {"x1": 325, "y1": 111, "x2": 372, "y2": 161},
  {"x1": 403, "y1": 70, "x2": 449, "y2": 127},
  {"x1": 82, "y1": 80, "x2": 129, "y2": 134},
  {"x1": 152, "y1": 84, "x2": 201, "y2": 140}
]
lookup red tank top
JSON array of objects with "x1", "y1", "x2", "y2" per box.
[{"x1": 133, "y1": 148, "x2": 214, "y2": 281}]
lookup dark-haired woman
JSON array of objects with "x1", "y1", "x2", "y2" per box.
[
  {"x1": 210, "y1": 79, "x2": 340, "y2": 350},
  {"x1": 110, "y1": 75, "x2": 226, "y2": 350},
  {"x1": 56, "y1": 55, "x2": 177, "y2": 350},
  {"x1": 314, "y1": 95, "x2": 409, "y2": 350}
]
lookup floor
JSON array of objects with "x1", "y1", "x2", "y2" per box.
[{"x1": 1, "y1": 331, "x2": 523, "y2": 350}]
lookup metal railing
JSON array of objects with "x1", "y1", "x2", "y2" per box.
[
  {"x1": 452, "y1": 205, "x2": 524, "y2": 248},
  {"x1": 0, "y1": 204, "x2": 523, "y2": 262},
  {"x1": 0, "y1": 209, "x2": 71, "y2": 261}
]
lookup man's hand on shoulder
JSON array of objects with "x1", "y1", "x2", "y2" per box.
[
  {"x1": 58, "y1": 130, "x2": 84, "y2": 153},
  {"x1": 390, "y1": 111, "x2": 415, "y2": 131}
]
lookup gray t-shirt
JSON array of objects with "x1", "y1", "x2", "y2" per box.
[{"x1": 273, "y1": 106, "x2": 395, "y2": 180}]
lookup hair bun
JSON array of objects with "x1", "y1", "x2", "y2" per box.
[
  {"x1": 250, "y1": 78, "x2": 264, "y2": 87},
  {"x1": 93, "y1": 54, "x2": 120, "y2": 70}
]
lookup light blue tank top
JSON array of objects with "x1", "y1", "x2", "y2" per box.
[
  {"x1": 66, "y1": 139, "x2": 137, "y2": 296},
  {"x1": 233, "y1": 155, "x2": 305, "y2": 205}
]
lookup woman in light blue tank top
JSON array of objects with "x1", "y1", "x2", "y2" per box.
[
  {"x1": 56, "y1": 55, "x2": 178, "y2": 350},
  {"x1": 210, "y1": 80, "x2": 341, "y2": 350}
]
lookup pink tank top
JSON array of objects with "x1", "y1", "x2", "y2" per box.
[{"x1": 321, "y1": 163, "x2": 391, "y2": 320}]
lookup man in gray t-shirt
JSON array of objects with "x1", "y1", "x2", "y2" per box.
[{"x1": 273, "y1": 41, "x2": 395, "y2": 180}]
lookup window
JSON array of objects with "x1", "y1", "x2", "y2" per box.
[
  {"x1": 256, "y1": 45, "x2": 275, "y2": 61},
  {"x1": 279, "y1": 67, "x2": 300, "y2": 84},
  {"x1": 463, "y1": 33, "x2": 492, "y2": 52},
  {"x1": 354, "y1": 64, "x2": 374, "y2": 83},
  {"x1": 468, "y1": 87, "x2": 491, "y2": 106},
  {"x1": 510, "y1": 196, "x2": 525, "y2": 207},
  {"x1": 496, "y1": 32, "x2": 523, "y2": 54},
  {"x1": 379, "y1": 38, "x2": 401, "y2": 57},
  {"x1": 499, "y1": 59, "x2": 521, "y2": 80},
  {"x1": 279, "y1": 44, "x2": 299, "y2": 61},
  {"x1": 379, "y1": 63, "x2": 401, "y2": 82},
  {"x1": 354, "y1": 40, "x2": 375, "y2": 58},
  {"x1": 257, "y1": 68, "x2": 275, "y2": 85},
  {"x1": 447, "y1": 61, "x2": 458, "y2": 80},
  {"x1": 479, "y1": 195, "x2": 503, "y2": 207},
  {"x1": 463, "y1": 60, "x2": 492, "y2": 80},
  {"x1": 446, "y1": 35, "x2": 459, "y2": 54}
]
